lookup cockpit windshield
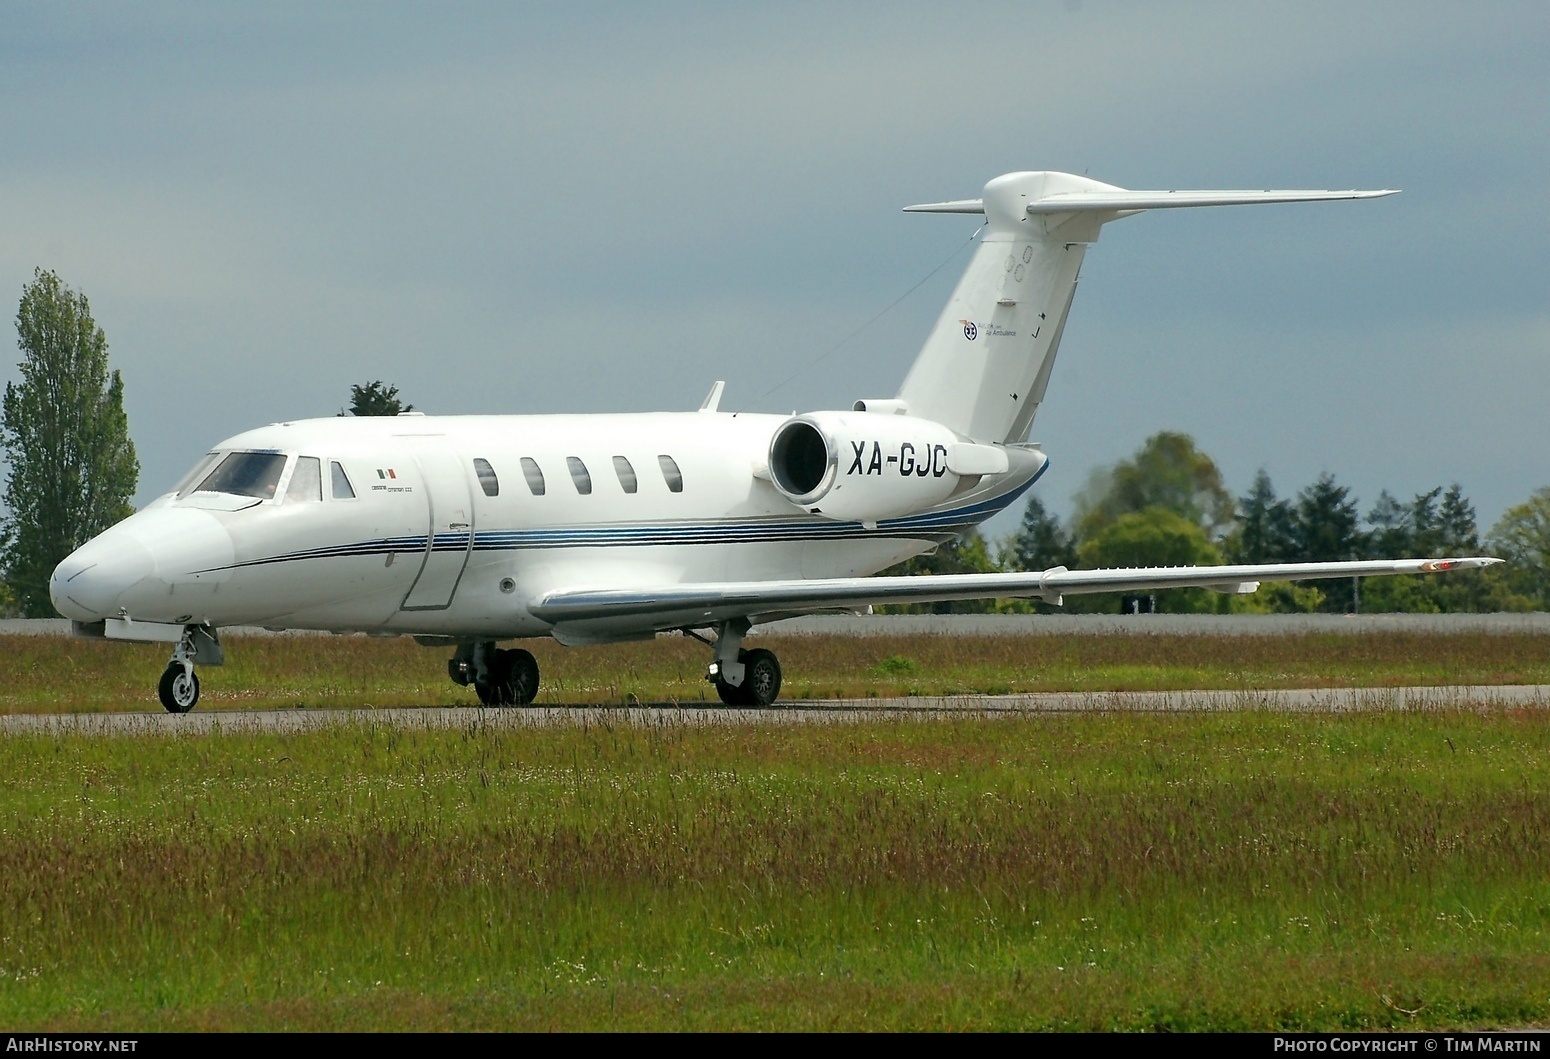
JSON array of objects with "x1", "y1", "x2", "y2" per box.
[{"x1": 194, "y1": 451, "x2": 289, "y2": 499}]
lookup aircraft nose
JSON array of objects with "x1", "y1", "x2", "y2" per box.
[{"x1": 51, "y1": 535, "x2": 156, "y2": 621}]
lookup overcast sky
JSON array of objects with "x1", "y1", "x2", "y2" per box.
[{"x1": 3, "y1": 2, "x2": 1546, "y2": 543}]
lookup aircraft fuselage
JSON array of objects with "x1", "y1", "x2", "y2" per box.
[{"x1": 50, "y1": 410, "x2": 1044, "y2": 643}]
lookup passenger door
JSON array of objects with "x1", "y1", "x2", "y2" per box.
[{"x1": 399, "y1": 437, "x2": 474, "y2": 610}]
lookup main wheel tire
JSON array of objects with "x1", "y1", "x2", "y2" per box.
[
  {"x1": 448, "y1": 656, "x2": 472, "y2": 687},
  {"x1": 505, "y1": 649, "x2": 540, "y2": 706},
  {"x1": 714, "y1": 675, "x2": 750, "y2": 706},
  {"x1": 475, "y1": 648, "x2": 541, "y2": 707},
  {"x1": 158, "y1": 663, "x2": 199, "y2": 714},
  {"x1": 713, "y1": 649, "x2": 781, "y2": 707},
  {"x1": 740, "y1": 648, "x2": 782, "y2": 706}
]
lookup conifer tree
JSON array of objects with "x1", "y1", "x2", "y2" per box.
[{"x1": 1006, "y1": 495, "x2": 1074, "y2": 572}]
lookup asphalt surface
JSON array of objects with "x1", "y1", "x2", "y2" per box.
[
  {"x1": 7, "y1": 613, "x2": 1550, "y2": 639},
  {"x1": 2, "y1": 684, "x2": 1546, "y2": 735}
]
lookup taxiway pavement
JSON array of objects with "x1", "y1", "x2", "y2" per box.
[{"x1": 1, "y1": 684, "x2": 1546, "y2": 736}]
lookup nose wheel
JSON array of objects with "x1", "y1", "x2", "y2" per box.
[
  {"x1": 155, "y1": 626, "x2": 223, "y2": 713},
  {"x1": 158, "y1": 662, "x2": 199, "y2": 713},
  {"x1": 158, "y1": 631, "x2": 201, "y2": 714}
]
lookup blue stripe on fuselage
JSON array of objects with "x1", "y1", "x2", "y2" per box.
[{"x1": 222, "y1": 465, "x2": 1046, "y2": 569}]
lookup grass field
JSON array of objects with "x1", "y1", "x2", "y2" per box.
[
  {"x1": 3, "y1": 629, "x2": 1550, "y2": 713},
  {"x1": 1, "y1": 708, "x2": 1548, "y2": 1030}
]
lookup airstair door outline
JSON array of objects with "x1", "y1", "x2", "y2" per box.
[{"x1": 399, "y1": 438, "x2": 474, "y2": 611}]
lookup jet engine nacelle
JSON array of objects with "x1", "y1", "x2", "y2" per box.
[{"x1": 767, "y1": 411, "x2": 1008, "y2": 521}]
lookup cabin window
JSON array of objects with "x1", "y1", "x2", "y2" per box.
[
  {"x1": 473, "y1": 458, "x2": 499, "y2": 497},
  {"x1": 330, "y1": 461, "x2": 356, "y2": 499},
  {"x1": 285, "y1": 456, "x2": 322, "y2": 503},
  {"x1": 521, "y1": 457, "x2": 545, "y2": 496},
  {"x1": 196, "y1": 451, "x2": 288, "y2": 500},
  {"x1": 657, "y1": 454, "x2": 684, "y2": 493},
  {"x1": 567, "y1": 456, "x2": 592, "y2": 495},
  {"x1": 612, "y1": 455, "x2": 638, "y2": 494}
]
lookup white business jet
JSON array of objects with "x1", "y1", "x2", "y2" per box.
[{"x1": 50, "y1": 171, "x2": 1499, "y2": 713}]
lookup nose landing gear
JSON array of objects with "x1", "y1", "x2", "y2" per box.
[
  {"x1": 157, "y1": 626, "x2": 223, "y2": 713},
  {"x1": 449, "y1": 641, "x2": 541, "y2": 706},
  {"x1": 158, "y1": 656, "x2": 199, "y2": 713}
]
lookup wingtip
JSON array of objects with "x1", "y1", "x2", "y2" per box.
[{"x1": 1420, "y1": 557, "x2": 1503, "y2": 572}]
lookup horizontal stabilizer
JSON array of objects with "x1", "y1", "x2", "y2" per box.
[
  {"x1": 905, "y1": 188, "x2": 1398, "y2": 215},
  {"x1": 530, "y1": 557, "x2": 1500, "y2": 636},
  {"x1": 897, "y1": 171, "x2": 1397, "y2": 444},
  {"x1": 901, "y1": 198, "x2": 989, "y2": 214}
]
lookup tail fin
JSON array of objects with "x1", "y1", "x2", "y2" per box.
[{"x1": 895, "y1": 172, "x2": 1396, "y2": 443}]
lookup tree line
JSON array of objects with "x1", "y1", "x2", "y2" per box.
[{"x1": 891, "y1": 431, "x2": 1550, "y2": 614}]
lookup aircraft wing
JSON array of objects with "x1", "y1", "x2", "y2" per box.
[{"x1": 529, "y1": 557, "x2": 1501, "y2": 637}]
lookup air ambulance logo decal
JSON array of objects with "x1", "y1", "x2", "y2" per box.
[{"x1": 960, "y1": 319, "x2": 977, "y2": 340}]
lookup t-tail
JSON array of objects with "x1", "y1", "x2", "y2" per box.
[{"x1": 895, "y1": 172, "x2": 1397, "y2": 444}]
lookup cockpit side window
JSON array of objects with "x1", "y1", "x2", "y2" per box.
[
  {"x1": 173, "y1": 453, "x2": 220, "y2": 497},
  {"x1": 331, "y1": 461, "x2": 356, "y2": 499},
  {"x1": 196, "y1": 451, "x2": 288, "y2": 500},
  {"x1": 286, "y1": 456, "x2": 322, "y2": 503}
]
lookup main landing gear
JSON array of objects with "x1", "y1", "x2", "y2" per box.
[
  {"x1": 698, "y1": 618, "x2": 783, "y2": 707},
  {"x1": 448, "y1": 641, "x2": 541, "y2": 706},
  {"x1": 157, "y1": 625, "x2": 224, "y2": 714}
]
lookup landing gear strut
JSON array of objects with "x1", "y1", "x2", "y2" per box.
[
  {"x1": 449, "y1": 641, "x2": 540, "y2": 707},
  {"x1": 702, "y1": 619, "x2": 782, "y2": 707}
]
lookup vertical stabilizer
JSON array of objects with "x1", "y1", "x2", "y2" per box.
[
  {"x1": 896, "y1": 172, "x2": 1111, "y2": 443},
  {"x1": 895, "y1": 172, "x2": 1397, "y2": 443}
]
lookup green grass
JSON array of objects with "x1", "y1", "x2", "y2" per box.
[
  {"x1": 3, "y1": 630, "x2": 1550, "y2": 713},
  {"x1": 2, "y1": 709, "x2": 1549, "y2": 1030}
]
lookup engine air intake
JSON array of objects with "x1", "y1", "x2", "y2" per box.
[{"x1": 769, "y1": 419, "x2": 832, "y2": 502}]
